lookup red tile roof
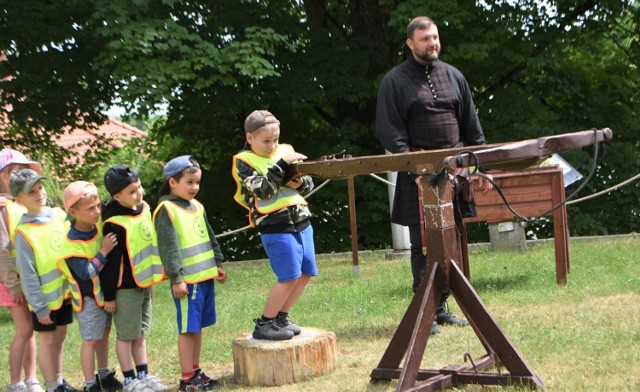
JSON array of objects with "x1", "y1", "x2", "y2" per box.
[
  {"x1": 57, "y1": 118, "x2": 147, "y2": 158},
  {"x1": 2, "y1": 52, "x2": 146, "y2": 160}
]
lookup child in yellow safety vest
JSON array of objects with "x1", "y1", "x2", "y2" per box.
[
  {"x1": 231, "y1": 110, "x2": 318, "y2": 341},
  {"x1": 0, "y1": 149, "x2": 44, "y2": 392},
  {"x1": 153, "y1": 155, "x2": 226, "y2": 392},
  {"x1": 100, "y1": 166, "x2": 167, "y2": 392},
  {"x1": 56, "y1": 181, "x2": 122, "y2": 392},
  {"x1": 11, "y1": 169, "x2": 77, "y2": 392}
]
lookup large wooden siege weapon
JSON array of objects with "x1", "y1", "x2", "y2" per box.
[{"x1": 285, "y1": 128, "x2": 613, "y2": 391}]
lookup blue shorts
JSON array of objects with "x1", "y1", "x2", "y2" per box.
[
  {"x1": 173, "y1": 279, "x2": 216, "y2": 334},
  {"x1": 260, "y1": 225, "x2": 318, "y2": 283}
]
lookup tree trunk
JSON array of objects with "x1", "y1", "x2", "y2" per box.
[{"x1": 232, "y1": 328, "x2": 337, "y2": 386}]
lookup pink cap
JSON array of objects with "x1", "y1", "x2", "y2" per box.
[
  {"x1": 0, "y1": 149, "x2": 41, "y2": 172},
  {"x1": 63, "y1": 181, "x2": 99, "y2": 211}
]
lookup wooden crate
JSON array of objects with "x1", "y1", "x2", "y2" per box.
[{"x1": 463, "y1": 166, "x2": 569, "y2": 284}]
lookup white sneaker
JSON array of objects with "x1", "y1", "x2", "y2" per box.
[
  {"x1": 140, "y1": 375, "x2": 169, "y2": 392},
  {"x1": 123, "y1": 379, "x2": 154, "y2": 392},
  {"x1": 24, "y1": 380, "x2": 45, "y2": 392},
  {"x1": 8, "y1": 382, "x2": 28, "y2": 392}
]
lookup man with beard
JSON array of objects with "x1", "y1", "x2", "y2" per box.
[{"x1": 376, "y1": 16, "x2": 490, "y2": 335}]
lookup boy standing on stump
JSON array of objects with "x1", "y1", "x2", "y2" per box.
[{"x1": 232, "y1": 110, "x2": 318, "y2": 341}]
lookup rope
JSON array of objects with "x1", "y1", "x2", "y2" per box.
[
  {"x1": 566, "y1": 172, "x2": 640, "y2": 205},
  {"x1": 216, "y1": 224, "x2": 251, "y2": 238},
  {"x1": 216, "y1": 178, "x2": 332, "y2": 239},
  {"x1": 368, "y1": 173, "x2": 396, "y2": 187},
  {"x1": 304, "y1": 179, "x2": 332, "y2": 198}
]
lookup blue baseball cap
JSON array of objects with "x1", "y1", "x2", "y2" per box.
[{"x1": 163, "y1": 155, "x2": 201, "y2": 180}]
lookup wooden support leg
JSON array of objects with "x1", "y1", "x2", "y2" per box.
[
  {"x1": 347, "y1": 176, "x2": 360, "y2": 276},
  {"x1": 449, "y1": 261, "x2": 544, "y2": 388},
  {"x1": 370, "y1": 261, "x2": 441, "y2": 381},
  {"x1": 459, "y1": 223, "x2": 470, "y2": 279},
  {"x1": 370, "y1": 259, "x2": 543, "y2": 391},
  {"x1": 551, "y1": 170, "x2": 569, "y2": 284}
]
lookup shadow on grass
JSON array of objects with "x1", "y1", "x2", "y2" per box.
[
  {"x1": 386, "y1": 284, "x2": 414, "y2": 299},
  {"x1": 472, "y1": 273, "x2": 531, "y2": 293},
  {"x1": 333, "y1": 324, "x2": 399, "y2": 344}
]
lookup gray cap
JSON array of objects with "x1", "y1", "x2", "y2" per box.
[
  {"x1": 244, "y1": 110, "x2": 280, "y2": 133},
  {"x1": 9, "y1": 169, "x2": 48, "y2": 196}
]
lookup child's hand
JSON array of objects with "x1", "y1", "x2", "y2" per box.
[
  {"x1": 100, "y1": 233, "x2": 118, "y2": 256},
  {"x1": 0, "y1": 196, "x2": 6, "y2": 208},
  {"x1": 12, "y1": 291, "x2": 27, "y2": 306},
  {"x1": 216, "y1": 267, "x2": 227, "y2": 284},
  {"x1": 283, "y1": 152, "x2": 307, "y2": 165},
  {"x1": 285, "y1": 177, "x2": 303, "y2": 189},
  {"x1": 172, "y1": 282, "x2": 188, "y2": 299},
  {"x1": 103, "y1": 300, "x2": 116, "y2": 313},
  {"x1": 38, "y1": 314, "x2": 53, "y2": 325}
]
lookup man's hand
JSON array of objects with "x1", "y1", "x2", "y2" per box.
[{"x1": 475, "y1": 173, "x2": 494, "y2": 195}]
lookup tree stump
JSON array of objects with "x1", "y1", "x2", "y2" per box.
[{"x1": 232, "y1": 327, "x2": 337, "y2": 386}]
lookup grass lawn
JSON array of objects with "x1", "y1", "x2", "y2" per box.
[{"x1": 1, "y1": 238, "x2": 639, "y2": 391}]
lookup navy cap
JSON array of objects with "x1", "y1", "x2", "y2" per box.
[
  {"x1": 163, "y1": 155, "x2": 200, "y2": 180},
  {"x1": 104, "y1": 165, "x2": 140, "y2": 196}
]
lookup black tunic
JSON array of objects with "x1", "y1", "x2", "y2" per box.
[{"x1": 376, "y1": 57, "x2": 486, "y2": 225}]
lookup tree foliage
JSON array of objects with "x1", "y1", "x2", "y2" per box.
[{"x1": 1, "y1": 0, "x2": 638, "y2": 259}]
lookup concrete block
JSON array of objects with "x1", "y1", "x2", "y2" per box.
[{"x1": 488, "y1": 221, "x2": 527, "y2": 251}]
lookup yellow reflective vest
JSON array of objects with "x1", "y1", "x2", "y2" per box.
[
  {"x1": 5, "y1": 198, "x2": 26, "y2": 258},
  {"x1": 232, "y1": 144, "x2": 307, "y2": 227},
  {"x1": 56, "y1": 230, "x2": 104, "y2": 312},
  {"x1": 102, "y1": 207, "x2": 164, "y2": 288},
  {"x1": 153, "y1": 199, "x2": 218, "y2": 284},
  {"x1": 15, "y1": 209, "x2": 69, "y2": 311}
]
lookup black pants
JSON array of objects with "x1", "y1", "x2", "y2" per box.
[{"x1": 408, "y1": 223, "x2": 450, "y2": 310}]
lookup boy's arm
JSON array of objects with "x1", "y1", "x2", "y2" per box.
[
  {"x1": 15, "y1": 232, "x2": 49, "y2": 318},
  {"x1": 100, "y1": 222, "x2": 123, "y2": 302},
  {"x1": 67, "y1": 253, "x2": 107, "y2": 281},
  {"x1": 296, "y1": 175, "x2": 315, "y2": 196},
  {"x1": 154, "y1": 205, "x2": 185, "y2": 285},
  {"x1": 236, "y1": 158, "x2": 288, "y2": 200}
]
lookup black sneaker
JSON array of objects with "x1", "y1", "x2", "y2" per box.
[
  {"x1": 275, "y1": 313, "x2": 301, "y2": 336},
  {"x1": 54, "y1": 382, "x2": 79, "y2": 392},
  {"x1": 430, "y1": 321, "x2": 441, "y2": 335},
  {"x1": 252, "y1": 318, "x2": 294, "y2": 341},
  {"x1": 82, "y1": 384, "x2": 102, "y2": 392},
  {"x1": 96, "y1": 372, "x2": 124, "y2": 391},
  {"x1": 436, "y1": 302, "x2": 469, "y2": 327},
  {"x1": 193, "y1": 369, "x2": 219, "y2": 391},
  {"x1": 178, "y1": 375, "x2": 204, "y2": 392}
]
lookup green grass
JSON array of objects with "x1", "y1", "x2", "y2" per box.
[{"x1": 1, "y1": 238, "x2": 639, "y2": 391}]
